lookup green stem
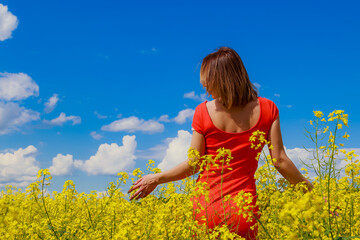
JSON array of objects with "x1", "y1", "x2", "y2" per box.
[
  {"x1": 327, "y1": 119, "x2": 339, "y2": 239},
  {"x1": 315, "y1": 118, "x2": 324, "y2": 195},
  {"x1": 84, "y1": 198, "x2": 94, "y2": 229},
  {"x1": 252, "y1": 214, "x2": 273, "y2": 240},
  {"x1": 41, "y1": 175, "x2": 59, "y2": 240}
]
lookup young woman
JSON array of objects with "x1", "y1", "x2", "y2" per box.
[{"x1": 128, "y1": 47, "x2": 313, "y2": 239}]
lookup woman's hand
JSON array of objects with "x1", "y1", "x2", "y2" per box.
[{"x1": 128, "y1": 174, "x2": 159, "y2": 200}]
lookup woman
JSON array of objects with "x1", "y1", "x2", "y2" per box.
[{"x1": 128, "y1": 47, "x2": 313, "y2": 239}]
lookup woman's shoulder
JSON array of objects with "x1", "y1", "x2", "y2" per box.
[
  {"x1": 258, "y1": 96, "x2": 279, "y2": 121},
  {"x1": 195, "y1": 100, "x2": 215, "y2": 112},
  {"x1": 192, "y1": 101, "x2": 211, "y2": 135},
  {"x1": 194, "y1": 101, "x2": 207, "y2": 112},
  {"x1": 258, "y1": 96, "x2": 275, "y2": 104}
]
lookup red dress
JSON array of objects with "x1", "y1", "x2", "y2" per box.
[{"x1": 191, "y1": 97, "x2": 279, "y2": 239}]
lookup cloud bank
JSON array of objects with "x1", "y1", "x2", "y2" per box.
[
  {"x1": 0, "y1": 102, "x2": 40, "y2": 135},
  {"x1": 74, "y1": 135, "x2": 137, "y2": 175},
  {"x1": 184, "y1": 91, "x2": 207, "y2": 102},
  {"x1": 0, "y1": 72, "x2": 39, "y2": 101},
  {"x1": 49, "y1": 154, "x2": 75, "y2": 176},
  {"x1": 102, "y1": 116, "x2": 164, "y2": 133},
  {"x1": 48, "y1": 136, "x2": 137, "y2": 176},
  {"x1": 0, "y1": 146, "x2": 40, "y2": 188},
  {"x1": 0, "y1": 4, "x2": 18, "y2": 41},
  {"x1": 43, "y1": 112, "x2": 81, "y2": 126},
  {"x1": 173, "y1": 109, "x2": 195, "y2": 124},
  {"x1": 44, "y1": 94, "x2": 59, "y2": 113},
  {"x1": 90, "y1": 131, "x2": 103, "y2": 140},
  {"x1": 158, "y1": 130, "x2": 192, "y2": 171}
]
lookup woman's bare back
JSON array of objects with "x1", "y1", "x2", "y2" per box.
[{"x1": 206, "y1": 98, "x2": 260, "y2": 133}]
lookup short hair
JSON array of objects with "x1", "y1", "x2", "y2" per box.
[{"x1": 200, "y1": 47, "x2": 258, "y2": 109}]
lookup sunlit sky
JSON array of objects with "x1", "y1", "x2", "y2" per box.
[{"x1": 1, "y1": 0, "x2": 359, "y2": 193}]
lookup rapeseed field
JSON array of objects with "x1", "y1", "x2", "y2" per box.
[{"x1": 0, "y1": 110, "x2": 359, "y2": 239}]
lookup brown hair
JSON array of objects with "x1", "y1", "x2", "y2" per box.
[{"x1": 200, "y1": 47, "x2": 258, "y2": 109}]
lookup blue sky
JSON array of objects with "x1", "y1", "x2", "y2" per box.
[{"x1": 0, "y1": 0, "x2": 359, "y2": 193}]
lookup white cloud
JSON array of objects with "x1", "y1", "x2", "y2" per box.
[
  {"x1": 0, "y1": 145, "x2": 40, "y2": 188},
  {"x1": 0, "y1": 4, "x2": 18, "y2": 41},
  {"x1": 286, "y1": 105, "x2": 292, "y2": 108},
  {"x1": 136, "y1": 143, "x2": 169, "y2": 161},
  {"x1": 44, "y1": 94, "x2": 59, "y2": 113},
  {"x1": 184, "y1": 91, "x2": 207, "y2": 102},
  {"x1": 101, "y1": 116, "x2": 164, "y2": 134},
  {"x1": 284, "y1": 147, "x2": 314, "y2": 168},
  {"x1": 173, "y1": 108, "x2": 195, "y2": 124},
  {"x1": 43, "y1": 112, "x2": 81, "y2": 126},
  {"x1": 90, "y1": 131, "x2": 103, "y2": 140},
  {"x1": 74, "y1": 135, "x2": 137, "y2": 175},
  {"x1": 158, "y1": 130, "x2": 192, "y2": 171},
  {"x1": 263, "y1": 147, "x2": 360, "y2": 180},
  {"x1": 158, "y1": 114, "x2": 170, "y2": 123},
  {"x1": 0, "y1": 101, "x2": 40, "y2": 135},
  {"x1": 253, "y1": 82, "x2": 261, "y2": 89},
  {"x1": 101, "y1": 108, "x2": 193, "y2": 134},
  {"x1": 48, "y1": 154, "x2": 74, "y2": 176},
  {"x1": 0, "y1": 69, "x2": 40, "y2": 134},
  {"x1": 274, "y1": 93, "x2": 280, "y2": 97},
  {"x1": 159, "y1": 109, "x2": 195, "y2": 124},
  {"x1": 94, "y1": 111, "x2": 108, "y2": 119},
  {"x1": 0, "y1": 72, "x2": 39, "y2": 101},
  {"x1": 257, "y1": 146, "x2": 313, "y2": 176}
]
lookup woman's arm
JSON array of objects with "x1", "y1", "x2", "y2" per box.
[
  {"x1": 128, "y1": 130, "x2": 205, "y2": 200},
  {"x1": 268, "y1": 116, "x2": 314, "y2": 191}
]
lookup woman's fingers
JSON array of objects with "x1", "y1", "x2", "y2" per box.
[
  {"x1": 128, "y1": 183, "x2": 140, "y2": 193},
  {"x1": 134, "y1": 178, "x2": 142, "y2": 185},
  {"x1": 136, "y1": 191, "x2": 146, "y2": 200},
  {"x1": 128, "y1": 178, "x2": 143, "y2": 193},
  {"x1": 131, "y1": 187, "x2": 145, "y2": 201},
  {"x1": 128, "y1": 184, "x2": 137, "y2": 193}
]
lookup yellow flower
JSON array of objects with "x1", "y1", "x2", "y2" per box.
[
  {"x1": 36, "y1": 169, "x2": 43, "y2": 178},
  {"x1": 313, "y1": 111, "x2": 324, "y2": 118},
  {"x1": 335, "y1": 110, "x2": 344, "y2": 115},
  {"x1": 323, "y1": 126, "x2": 329, "y2": 133}
]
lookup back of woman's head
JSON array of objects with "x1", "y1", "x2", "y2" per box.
[{"x1": 200, "y1": 47, "x2": 258, "y2": 109}]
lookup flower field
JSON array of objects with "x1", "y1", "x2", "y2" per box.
[{"x1": 1, "y1": 110, "x2": 359, "y2": 240}]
